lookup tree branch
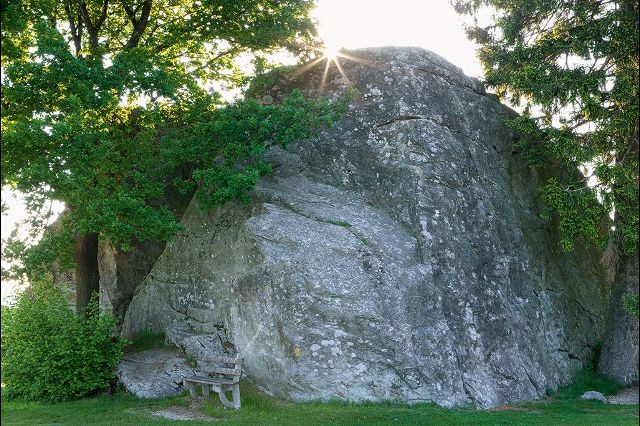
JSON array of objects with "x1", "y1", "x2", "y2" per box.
[
  {"x1": 64, "y1": 0, "x2": 83, "y2": 55},
  {"x1": 97, "y1": 0, "x2": 109, "y2": 29},
  {"x1": 120, "y1": 0, "x2": 135, "y2": 20},
  {"x1": 79, "y1": 0, "x2": 109, "y2": 50},
  {"x1": 122, "y1": 0, "x2": 153, "y2": 49}
]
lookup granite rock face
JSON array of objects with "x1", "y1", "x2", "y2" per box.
[
  {"x1": 98, "y1": 238, "x2": 166, "y2": 324},
  {"x1": 164, "y1": 320, "x2": 235, "y2": 360},
  {"x1": 122, "y1": 47, "x2": 608, "y2": 408},
  {"x1": 598, "y1": 254, "x2": 639, "y2": 384}
]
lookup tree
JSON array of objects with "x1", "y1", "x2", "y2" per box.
[
  {"x1": 453, "y1": 0, "x2": 638, "y2": 383},
  {"x1": 1, "y1": 0, "x2": 341, "y2": 312}
]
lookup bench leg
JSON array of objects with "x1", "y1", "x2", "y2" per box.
[
  {"x1": 217, "y1": 384, "x2": 241, "y2": 409},
  {"x1": 202, "y1": 384, "x2": 210, "y2": 398},
  {"x1": 231, "y1": 384, "x2": 241, "y2": 409},
  {"x1": 218, "y1": 385, "x2": 232, "y2": 408},
  {"x1": 184, "y1": 380, "x2": 197, "y2": 398}
]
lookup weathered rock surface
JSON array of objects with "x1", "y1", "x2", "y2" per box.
[
  {"x1": 165, "y1": 320, "x2": 235, "y2": 359},
  {"x1": 122, "y1": 47, "x2": 608, "y2": 408},
  {"x1": 116, "y1": 349, "x2": 193, "y2": 399},
  {"x1": 598, "y1": 254, "x2": 639, "y2": 384},
  {"x1": 98, "y1": 238, "x2": 166, "y2": 323}
]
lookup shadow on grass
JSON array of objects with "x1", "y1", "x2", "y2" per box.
[{"x1": 123, "y1": 329, "x2": 167, "y2": 354}]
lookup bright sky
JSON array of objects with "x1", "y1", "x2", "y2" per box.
[
  {"x1": 1, "y1": 0, "x2": 482, "y2": 303},
  {"x1": 312, "y1": 0, "x2": 482, "y2": 77}
]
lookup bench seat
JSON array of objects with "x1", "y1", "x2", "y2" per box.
[
  {"x1": 184, "y1": 375, "x2": 239, "y2": 386},
  {"x1": 182, "y1": 355, "x2": 243, "y2": 409}
]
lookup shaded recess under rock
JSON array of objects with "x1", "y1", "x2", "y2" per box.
[{"x1": 116, "y1": 47, "x2": 610, "y2": 408}]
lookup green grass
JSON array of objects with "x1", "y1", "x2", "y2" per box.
[
  {"x1": 2, "y1": 369, "x2": 637, "y2": 426},
  {"x1": 553, "y1": 365, "x2": 624, "y2": 400}
]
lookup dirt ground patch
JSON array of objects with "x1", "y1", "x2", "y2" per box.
[
  {"x1": 123, "y1": 404, "x2": 218, "y2": 422},
  {"x1": 608, "y1": 386, "x2": 639, "y2": 405},
  {"x1": 151, "y1": 405, "x2": 217, "y2": 421}
]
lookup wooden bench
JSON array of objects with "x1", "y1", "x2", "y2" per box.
[{"x1": 183, "y1": 355, "x2": 243, "y2": 409}]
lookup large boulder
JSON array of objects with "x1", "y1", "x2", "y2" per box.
[{"x1": 122, "y1": 47, "x2": 608, "y2": 408}]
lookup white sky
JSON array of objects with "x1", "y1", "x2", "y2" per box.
[
  {"x1": 1, "y1": 0, "x2": 482, "y2": 303},
  {"x1": 312, "y1": 0, "x2": 482, "y2": 77}
]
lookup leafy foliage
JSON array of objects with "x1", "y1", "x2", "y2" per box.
[
  {"x1": 0, "y1": 278, "x2": 127, "y2": 402},
  {"x1": 2, "y1": 215, "x2": 76, "y2": 283},
  {"x1": 168, "y1": 89, "x2": 348, "y2": 208},
  {"x1": 622, "y1": 294, "x2": 639, "y2": 318},
  {"x1": 454, "y1": 0, "x2": 639, "y2": 256},
  {"x1": 0, "y1": 0, "x2": 341, "y2": 282}
]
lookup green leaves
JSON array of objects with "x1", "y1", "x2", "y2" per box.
[
  {"x1": 539, "y1": 177, "x2": 608, "y2": 252},
  {"x1": 622, "y1": 294, "x2": 640, "y2": 319},
  {"x1": 1, "y1": 279, "x2": 127, "y2": 402},
  {"x1": 171, "y1": 89, "x2": 348, "y2": 209},
  {"x1": 0, "y1": 0, "x2": 340, "y2": 277},
  {"x1": 456, "y1": 0, "x2": 639, "y2": 255}
]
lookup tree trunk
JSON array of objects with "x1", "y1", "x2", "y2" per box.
[
  {"x1": 598, "y1": 252, "x2": 639, "y2": 384},
  {"x1": 74, "y1": 233, "x2": 100, "y2": 314}
]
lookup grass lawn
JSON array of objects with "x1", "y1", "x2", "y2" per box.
[{"x1": 2, "y1": 368, "x2": 638, "y2": 425}]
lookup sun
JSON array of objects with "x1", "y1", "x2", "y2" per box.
[
  {"x1": 291, "y1": 36, "x2": 372, "y2": 95},
  {"x1": 322, "y1": 40, "x2": 342, "y2": 59}
]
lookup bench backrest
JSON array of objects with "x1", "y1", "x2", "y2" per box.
[{"x1": 199, "y1": 355, "x2": 243, "y2": 379}]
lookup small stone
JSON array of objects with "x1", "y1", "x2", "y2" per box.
[
  {"x1": 258, "y1": 95, "x2": 273, "y2": 105},
  {"x1": 579, "y1": 391, "x2": 608, "y2": 403}
]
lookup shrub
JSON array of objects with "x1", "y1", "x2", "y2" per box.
[{"x1": 1, "y1": 279, "x2": 126, "y2": 402}]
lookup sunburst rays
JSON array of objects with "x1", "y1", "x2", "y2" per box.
[
  {"x1": 319, "y1": 57, "x2": 331, "y2": 96},
  {"x1": 294, "y1": 45, "x2": 380, "y2": 96},
  {"x1": 331, "y1": 56, "x2": 351, "y2": 87},
  {"x1": 291, "y1": 55, "x2": 327, "y2": 80}
]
